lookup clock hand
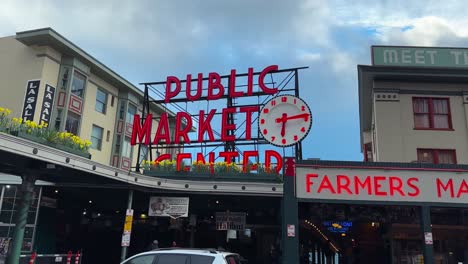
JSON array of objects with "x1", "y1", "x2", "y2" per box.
[
  {"x1": 280, "y1": 113, "x2": 287, "y2": 137},
  {"x1": 284, "y1": 113, "x2": 310, "y2": 121}
]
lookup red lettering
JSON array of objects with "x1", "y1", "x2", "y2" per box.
[
  {"x1": 207, "y1": 72, "x2": 224, "y2": 100},
  {"x1": 265, "y1": 150, "x2": 282, "y2": 174},
  {"x1": 306, "y1": 174, "x2": 318, "y2": 193},
  {"x1": 239, "y1": 106, "x2": 259, "y2": 140},
  {"x1": 317, "y1": 175, "x2": 336, "y2": 194},
  {"x1": 247, "y1": 67, "x2": 254, "y2": 96},
  {"x1": 407, "y1": 177, "x2": 420, "y2": 197},
  {"x1": 389, "y1": 176, "x2": 405, "y2": 196},
  {"x1": 258, "y1": 65, "x2": 279, "y2": 94},
  {"x1": 130, "y1": 114, "x2": 152, "y2": 145},
  {"x1": 456, "y1": 179, "x2": 468, "y2": 198},
  {"x1": 174, "y1": 112, "x2": 192, "y2": 144},
  {"x1": 197, "y1": 110, "x2": 216, "y2": 142},
  {"x1": 155, "y1": 153, "x2": 171, "y2": 163},
  {"x1": 436, "y1": 178, "x2": 454, "y2": 198},
  {"x1": 242, "y1": 151, "x2": 258, "y2": 172},
  {"x1": 176, "y1": 153, "x2": 191, "y2": 171},
  {"x1": 354, "y1": 176, "x2": 372, "y2": 195},
  {"x1": 153, "y1": 113, "x2": 171, "y2": 144},
  {"x1": 229, "y1": 69, "x2": 244, "y2": 98},
  {"x1": 165, "y1": 76, "x2": 181, "y2": 103},
  {"x1": 221, "y1": 107, "x2": 236, "y2": 141},
  {"x1": 219, "y1": 151, "x2": 239, "y2": 163},
  {"x1": 373, "y1": 176, "x2": 387, "y2": 196},
  {"x1": 186, "y1": 73, "x2": 203, "y2": 101},
  {"x1": 336, "y1": 175, "x2": 352, "y2": 194}
]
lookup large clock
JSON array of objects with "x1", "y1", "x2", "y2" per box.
[{"x1": 258, "y1": 95, "x2": 312, "y2": 147}]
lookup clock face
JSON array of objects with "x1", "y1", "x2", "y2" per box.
[{"x1": 258, "y1": 95, "x2": 312, "y2": 147}]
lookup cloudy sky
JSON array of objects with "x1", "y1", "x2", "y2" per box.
[{"x1": 2, "y1": 0, "x2": 468, "y2": 161}]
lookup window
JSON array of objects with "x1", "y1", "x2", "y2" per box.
[
  {"x1": 139, "y1": 145, "x2": 148, "y2": 164},
  {"x1": 417, "y1": 149, "x2": 456, "y2": 164},
  {"x1": 65, "y1": 112, "x2": 80, "y2": 135},
  {"x1": 364, "y1": 143, "x2": 373, "y2": 162},
  {"x1": 190, "y1": 255, "x2": 215, "y2": 264},
  {"x1": 95, "y1": 89, "x2": 108, "y2": 114},
  {"x1": 119, "y1": 102, "x2": 125, "y2": 120},
  {"x1": 122, "y1": 137, "x2": 132, "y2": 157},
  {"x1": 125, "y1": 255, "x2": 155, "y2": 264},
  {"x1": 115, "y1": 135, "x2": 122, "y2": 154},
  {"x1": 156, "y1": 254, "x2": 188, "y2": 264},
  {"x1": 126, "y1": 104, "x2": 137, "y2": 124},
  {"x1": 91, "y1": 125, "x2": 104, "y2": 150},
  {"x1": 71, "y1": 70, "x2": 86, "y2": 98},
  {"x1": 413, "y1": 98, "x2": 452, "y2": 129}
]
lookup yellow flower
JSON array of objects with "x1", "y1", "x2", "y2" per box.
[
  {"x1": 0, "y1": 107, "x2": 4, "y2": 113},
  {"x1": 4, "y1": 109, "x2": 10, "y2": 115}
]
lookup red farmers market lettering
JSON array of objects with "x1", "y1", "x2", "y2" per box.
[
  {"x1": 437, "y1": 178, "x2": 468, "y2": 198},
  {"x1": 305, "y1": 174, "x2": 421, "y2": 197}
]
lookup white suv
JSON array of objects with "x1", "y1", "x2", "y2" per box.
[{"x1": 121, "y1": 249, "x2": 244, "y2": 264}]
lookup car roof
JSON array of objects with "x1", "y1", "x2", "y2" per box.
[{"x1": 131, "y1": 248, "x2": 238, "y2": 257}]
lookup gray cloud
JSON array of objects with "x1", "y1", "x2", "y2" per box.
[{"x1": 2, "y1": 0, "x2": 468, "y2": 160}]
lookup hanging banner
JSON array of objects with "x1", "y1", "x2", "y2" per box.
[
  {"x1": 22, "y1": 80, "x2": 40, "y2": 121},
  {"x1": 216, "y1": 212, "x2": 246, "y2": 230},
  {"x1": 148, "y1": 197, "x2": 189, "y2": 218},
  {"x1": 39, "y1": 84, "x2": 56, "y2": 125}
]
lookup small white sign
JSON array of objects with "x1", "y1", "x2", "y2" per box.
[
  {"x1": 149, "y1": 197, "x2": 189, "y2": 218},
  {"x1": 424, "y1": 232, "x2": 433, "y2": 245},
  {"x1": 287, "y1": 224, "x2": 295, "y2": 237},
  {"x1": 55, "y1": 256, "x2": 63, "y2": 262},
  {"x1": 121, "y1": 232, "x2": 131, "y2": 247}
]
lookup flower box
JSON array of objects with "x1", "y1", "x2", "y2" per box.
[
  {"x1": 16, "y1": 131, "x2": 91, "y2": 159},
  {"x1": 142, "y1": 170, "x2": 282, "y2": 183}
]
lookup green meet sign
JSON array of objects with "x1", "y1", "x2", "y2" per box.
[{"x1": 372, "y1": 46, "x2": 468, "y2": 68}]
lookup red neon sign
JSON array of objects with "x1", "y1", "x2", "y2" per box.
[
  {"x1": 164, "y1": 65, "x2": 279, "y2": 103},
  {"x1": 132, "y1": 65, "x2": 286, "y2": 173}
]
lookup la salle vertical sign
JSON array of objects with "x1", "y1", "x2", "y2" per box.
[
  {"x1": 39, "y1": 84, "x2": 56, "y2": 125},
  {"x1": 21, "y1": 80, "x2": 40, "y2": 121}
]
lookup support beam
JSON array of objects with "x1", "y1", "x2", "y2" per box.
[
  {"x1": 120, "y1": 189, "x2": 134, "y2": 262},
  {"x1": 281, "y1": 158, "x2": 299, "y2": 264},
  {"x1": 6, "y1": 174, "x2": 36, "y2": 264},
  {"x1": 421, "y1": 206, "x2": 434, "y2": 264}
]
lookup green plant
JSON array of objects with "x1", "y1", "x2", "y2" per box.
[{"x1": 0, "y1": 108, "x2": 91, "y2": 153}]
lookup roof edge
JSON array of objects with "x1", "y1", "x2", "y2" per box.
[{"x1": 15, "y1": 27, "x2": 173, "y2": 116}]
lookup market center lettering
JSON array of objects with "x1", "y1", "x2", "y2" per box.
[{"x1": 131, "y1": 65, "x2": 287, "y2": 173}]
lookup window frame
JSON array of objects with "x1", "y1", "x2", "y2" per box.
[
  {"x1": 70, "y1": 70, "x2": 87, "y2": 98},
  {"x1": 95, "y1": 88, "x2": 108, "y2": 114},
  {"x1": 417, "y1": 148, "x2": 457, "y2": 164},
  {"x1": 412, "y1": 97, "x2": 453, "y2": 130},
  {"x1": 65, "y1": 111, "x2": 81, "y2": 135},
  {"x1": 126, "y1": 103, "x2": 137, "y2": 124},
  {"x1": 91, "y1": 125, "x2": 104, "y2": 151}
]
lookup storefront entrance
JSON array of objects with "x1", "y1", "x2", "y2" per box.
[
  {"x1": 35, "y1": 186, "x2": 281, "y2": 264},
  {"x1": 294, "y1": 160, "x2": 468, "y2": 264}
]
